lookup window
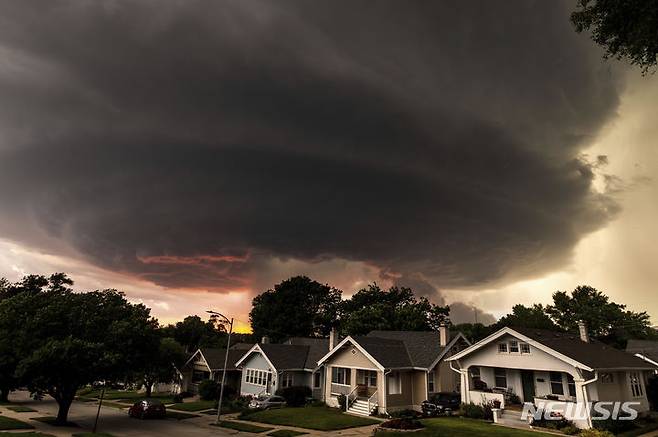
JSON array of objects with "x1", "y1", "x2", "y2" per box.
[
  {"x1": 629, "y1": 372, "x2": 644, "y2": 398},
  {"x1": 245, "y1": 368, "x2": 270, "y2": 386},
  {"x1": 469, "y1": 367, "x2": 481, "y2": 385},
  {"x1": 550, "y1": 372, "x2": 564, "y2": 395},
  {"x1": 566, "y1": 374, "x2": 576, "y2": 397},
  {"x1": 601, "y1": 373, "x2": 614, "y2": 384},
  {"x1": 494, "y1": 368, "x2": 507, "y2": 388},
  {"x1": 387, "y1": 372, "x2": 401, "y2": 394},
  {"x1": 509, "y1": 340, "x2": 519, "y2": 353},
  {"x1": 498, "y1": 343, "x2": 508, "y2": 353},
  {"x1": 428, "y1": 371, "x2": 435, "y2": 393},
  {"x1": 331, "y1": 367, "x2": 351, "y2": 385},
  {"x1": 520, "y1": 343, "x2": 531, "y2": 354},
  {"x1": 282, "y1": 373, "x2": 293, "y2": 388}
]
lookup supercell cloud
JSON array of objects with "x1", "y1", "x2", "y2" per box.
[{"x1": 0, "y1": 1, "x2": 622, "y2": 306}]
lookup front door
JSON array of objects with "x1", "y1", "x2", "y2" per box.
[
  {"x1": 521, "y1": 370, "x2": 535, "y2": 402},
  {"x1": 356, "y1": 370, "x2": 378, "y2": 397}
]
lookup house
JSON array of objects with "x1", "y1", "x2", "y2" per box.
[
  {"x1": 626, "y1": 339, "x2": 658, "y2": 372},
  {"x1": 317, "y1": 326, "x2": 470, "y2": 416},
  {"x1": 177, "y1": 343, "x2": 253, "y2": 394},
  {"x1": 447, "y1": 324, "x2": 657, "y2": 429},
  {"x1": 235, "y1": 337, "x2": 329, "y2": 399}
]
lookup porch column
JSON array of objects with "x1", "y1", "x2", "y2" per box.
[
  {"x1": 574, "y1": 376, "x2": 592, "y2": 429},
  {"x1": 461, "y1": 368, "x2": 470, "y2": 404}
]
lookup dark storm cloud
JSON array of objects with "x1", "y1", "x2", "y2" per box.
[{"x1": 0, "y1": 1, "x2": 622, "y2": 297}]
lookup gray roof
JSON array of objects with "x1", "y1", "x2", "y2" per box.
[
  {"x1": 514, "y1": 328, "x2": 656, "y2": 370},
  {"x1": 626, "y1": 339, "x2": 658, "y2": 364},
  {"x1": 257, "y1": 338, "x2": 329, "y2": 371},
  {"x1": 367, "y1": 331, "x2": 445, "y2": 368},
  {"x1": 200, "y1": 348, "x2": 247, "y2": 371}
]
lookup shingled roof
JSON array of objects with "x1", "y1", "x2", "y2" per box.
[
  {"x1": 238, "y1": 338, "x2": 329, "y2": 371},
  {"x1": 199, "y1": 348, "x2": 249, "y2": 370},
  {"x1": 626, "y1": 339, "x2": 658, "y2": 365}
]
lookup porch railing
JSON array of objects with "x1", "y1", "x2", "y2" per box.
[
  {"x1": 346, "y1": 386, "x2": 358, "y2": 412},
  {"x1": 331, "y1": 383, "x2": 351, "y2": 396},
  {"x1": 367, "y1": 390, "x2": 378, "y2": 413}
]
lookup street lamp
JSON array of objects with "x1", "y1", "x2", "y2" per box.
[{"x1": 206, "y1": 310, "x2": 234, "y2": 425}]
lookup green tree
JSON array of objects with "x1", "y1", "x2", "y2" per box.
[
  {"x1": 452, "y1": 323, "x2": 493, "y2": 343},
  {"x1": 250, "y1": 276, "x2": 342, "y2": 342},
  {"x1": 161, "y1": 315, "x2": 226, "y2": 353},
  {"x1": 546, "y1": 285, "x2": 655, "y2": 348},
  {"x1": 138, "y1": 336, "x2": 186, "y2": 397},
  {"x1": 0, "y1": 274, "x2": 157, "y2": 424},
  {"x1": 494, "y1": 304, "x2": 558, "y2": 331},
  {"x1": 571, "y1": 0, "x2": 658, "y2": 73},
  {"x1": 339, "y1": 284, "x2": 450, "y2": 336}
]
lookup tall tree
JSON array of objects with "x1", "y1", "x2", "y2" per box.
[
  {"x1": 137, "y1": 336, "x2": 187, "y2": 397},
  {"x1": 161, "y1": 315, "x2": 226, "y2": 353},
  {"x1": 250, "y1": 276, "x2": 342, "y2": 342},
  {"x1": 494, "y1": 304, "x2": 558, "y2": 331},
  {"x1": 546, "y1": 285, "x2": 656, "y2": 348},
  {"x1": 0, "y1": 274, "x2": 157, "y2": 424},
  {"x1": 571, "y1": 0, "x2": 658, "y2": 73},
  {"x1": 339, "y1": 284, "x2": 450, "y2": 336}
]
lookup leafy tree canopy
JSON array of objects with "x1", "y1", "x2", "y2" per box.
[
  {"x1": 249, "y1": 276, "x2": 342, "y2": 342},
  {"x1": 339, "y1": 284, "x2": 450, "y2": 336},
  {"x1": 571, "y1": 0, "x2": 658, "y2": 73},
  {"x1": 161, "y1": 315, "x2": 227, "y2": 353},
  {"x1": 494, "y1": 304, "x2": 558, "y2": 331}
]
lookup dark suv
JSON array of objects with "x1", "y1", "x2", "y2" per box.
[{"x1": 421, "y1": 392, "x2": 461, "y2": 416}]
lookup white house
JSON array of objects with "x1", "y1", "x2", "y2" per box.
[
  {"x1": 447, "y1": 324, "x2": 657, "y2": 429},
  {"x1": 235, "y1": 337, "x2": 329, "y2": 399}
]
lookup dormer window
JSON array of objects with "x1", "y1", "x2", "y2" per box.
[
  {"x1": 520, "y1": 343, "x2": 531, "y2": 354},
  {"x1": 509, "y1": 340, "x2": 519, "y2": 353},
  {"x1": 498, "y1": 342, "x2": 508, "y2": 353}
]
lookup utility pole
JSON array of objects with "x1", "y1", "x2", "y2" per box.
[{"x1": 207, "y1": 310, "x2": 233, "y2": 425}]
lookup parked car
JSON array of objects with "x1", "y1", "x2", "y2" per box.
[
  {"x1": 421, "y1": 392, "x2": 460, "y2": 416},
  {"x1": 128, "y1": 399, "x2": 167, "y2": 419},
  {"x1": 248, "y1": 395, "x2": 286, "y2": 409}
]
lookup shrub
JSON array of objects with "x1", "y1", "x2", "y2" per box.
[
  {"x1": 389, "y1": 409, "x2": 421, "y2": 419},
  {"x1": 380, "y1": 418, "x2": 424, "y2": 430},
  {"x1": 275, "y1": 385, "x2": 311, "y2": 407},
  {"x1": 560, "y1": 425, "x2": 580, "y2": 435},
  {"x1": 593, "y1": 417, "x2": 637, "y2": 434},
  {"x1": 198, "y1": 380, "x2": 219, "y2": 400},
  {"x1": 578, "y1": 429, "x2": 614, "y2": 437},
  {"x1": 460, "y1": 403, "x2": 485, "y2": 420},
  {"x1": 337, "y1": 394, "x2": 347, "y2": 410}
]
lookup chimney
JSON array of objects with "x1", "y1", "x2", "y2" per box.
[
  {"x1": 439, "y1": 323, "x2": 450, "y2": 347},
  {"x1": 577, "y1": 321, "x2": 589, "y2": 343},
  {"x1": 329, "y1": 327, "x2": 337, "y2": 351},
  {"x1": 261, "y1": 336, "x2": 270, "y2": 344}
]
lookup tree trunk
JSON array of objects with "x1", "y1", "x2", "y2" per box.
[
  {"x1": 0, "y1": 387, "x2": 9, "y2": 403},
  {"x1": 144, "y1": 381, "x2": 152, "y2": 398},
  {"x1": 53, "y1": 388, "x2": 76, "y2": 425}
]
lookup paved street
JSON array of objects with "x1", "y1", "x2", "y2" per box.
[{"x1": 1, "y1": 391, "x2": 379, "y2": 436}]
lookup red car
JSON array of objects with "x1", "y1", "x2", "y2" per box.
[{"x1": 128, "y1": 399, "x2": 167, "y2": 419}]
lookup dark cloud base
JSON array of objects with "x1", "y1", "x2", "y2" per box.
[{"x1": 0, "y1": 0, "x2": 622, "y2": 312}]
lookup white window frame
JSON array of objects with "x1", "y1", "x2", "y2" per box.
[
  {"x1": 549, "y1": 371, "x2": 564, "y2": 396},
  {"x1": 498, "y1": 342, "x2": 508, "y2": 353},
  {"x1": 629, "y1": 372, "x2": 644, "y2": 398},
  {"x1": 282, "y1": 373, "x2": 293, "y2": 388},
  {"x1": 245, "y1": 368, "x2": 270, "y2": 387},
  {"x1": 520, "y1": 343, "x2": 531, "y2": 354},
  {"x1": 509, "y1": 340, "x2": 519, "y2": 353},
  {"x1": 494, "y1": 368, "x2": 507, "y2": 388},
  {"x1": 331, "y1": 367, "x2": 351, "y2": 386},
  {"x1": 387, "y1": 372, "x2": 402, "y2": 395},
  {"x1": 313, "y1": 371, "x2": 322, "y2": 389}
]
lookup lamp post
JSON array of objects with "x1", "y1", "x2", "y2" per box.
[{"x1": 207, "y1": 310, "x2": 233, "y2": 425}]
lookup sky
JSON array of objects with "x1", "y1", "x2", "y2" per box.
[{"x1": 0, "y1": 1, "x2": 656, "y2": 332}]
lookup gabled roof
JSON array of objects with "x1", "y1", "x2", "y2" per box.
[
  {"x1": 318, "y1": 330, "x2": 467, "y2": 370},
  {"x1": 235, "y1": 338, "x2": 329, "y2": 371},
  {"x1": 626, "y1": 339, "x2": 658, "y2": 367},
  {"x1": 199, "y1": 348, "x2": 246, "y2": 371},
  {"x1": 448, "y1": 327, "x2": 656, "y2": 371}
]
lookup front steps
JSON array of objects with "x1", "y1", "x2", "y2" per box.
[{"x1": 348, "y1": 399, "x2": 377, "y2": 416}]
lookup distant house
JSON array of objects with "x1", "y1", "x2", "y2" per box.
[
  {"x1": 447, "y1": 325, "x2": 657, "y2": 429},
  {"x1": 235, "y1": 337, "x2": 329, "y2": 399},
  {"x1": 317, "y1": 326, "x2": 470, "y2": 416},
  {"x1": 177, "y1": 343, "x2": 253, "y2": 394},
  {"x1": 626, "y1": 339, "x2": 658, "y2": 372}
]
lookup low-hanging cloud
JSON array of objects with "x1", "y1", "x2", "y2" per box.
[{"x1": 0, "y1": 1, "x2": 622, "y2": 306}]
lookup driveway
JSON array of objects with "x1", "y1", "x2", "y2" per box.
[{"x1": 2, "y1": 390, "x2": 233, "y2": 437}]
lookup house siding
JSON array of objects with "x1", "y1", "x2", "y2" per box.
[{"x1": 240, "y1": 351, "x2": 276, "y2": 396}]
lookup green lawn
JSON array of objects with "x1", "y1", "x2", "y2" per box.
[
  {"x1": 214, "y1": 420, "x2": 274, "y2": 433},
  {"x1": 267, "y1": 430, "x2": 308, "y2": 437},
  {"x1": 374, "y1": 417, "x2": 557, "y2": 437},
  {"x1": 241, "y1": 406, "x2": 379, "y2": 431},
  {"x1": 5, "y1": 406, "x2": 38, "y2": 413},
  {"x1": 76, "y1": 389, "x2": 173, "y2": 403},
  {"x1": 0, "y1": 415, "x2": 34, "y2": 430},
  {"x1": 169, "y1": 400, "x2": 216, "y2": 412}
]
